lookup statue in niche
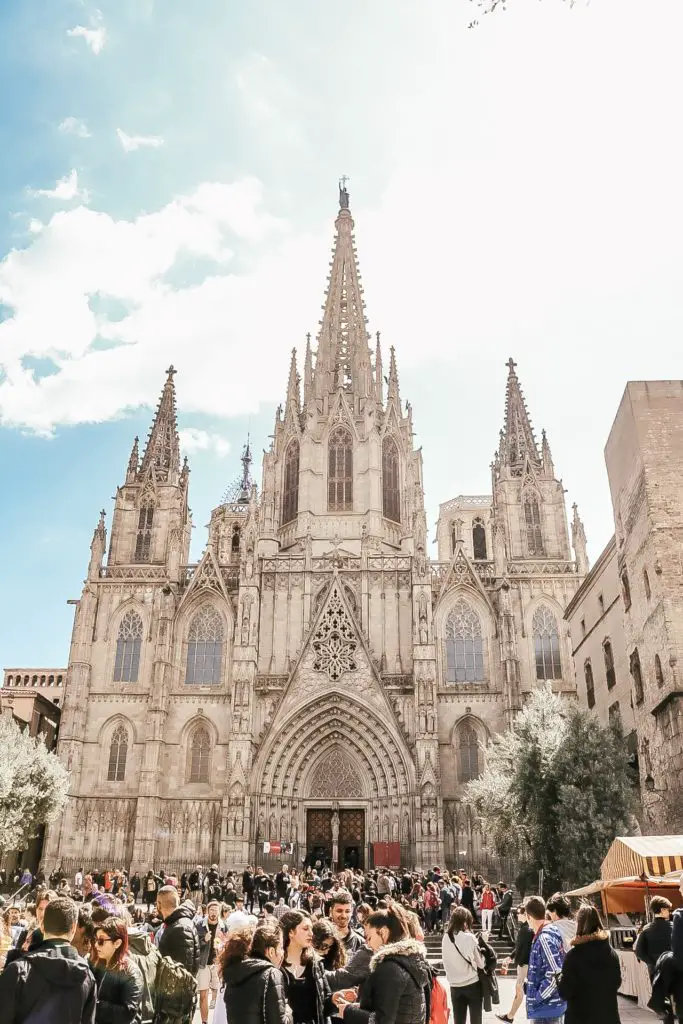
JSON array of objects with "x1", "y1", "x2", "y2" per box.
[
  {"x1": 418, "y1": 591, "x2": 429, "y2": 644},
  {"x1": 416, "y1": 545, "x2": 426, "y2": 577},
  {"x1": 331, "y1": 811, "x2": 340, "y2": 842},
  {"x1": 427, "y1": 709, "x2": 435, "y2": 733},
  {"x1": 392, "y1": 818, "x2": 399, "y2": 842},
  {"x1": 372, "y1": 815, "x2": 379, "y2": 842},
  {"x1": 292, "y1": 819, "x2": 298, "y2": 843},
  {"x1": 245, "y1": 544, "x2": 254, "y2": 580},
  {"x1": 241, "y1": 597, "x2": 251, "y2": 646},
  {"x1": 382, "y1": 813, "x2": 389, "y2": 842},
  {"x1": 429, "y1": 806, "x2": 438, "y2": 836},
  {"x1": 269, "y1": 812, "x2": 277, "y2": 839}
]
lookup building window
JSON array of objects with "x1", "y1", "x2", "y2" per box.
[
  {"x1": 608, "y1": 701, "x2": 622, "y2": 731},
  {"x1": 472, "y1": 518, "x2": 487, "y2": 560},
  {"x1": 382, "y1": 437, "x2": 401, "y2": 523},
  {"x1": 533, "y1": 605, "x2": 562, "y2": 680},
  {"x1": 188, "y1": 726, "x2": 210, "y2": 782},
  {"x1": 630, "y1": 648, "x2": 644, "y2": 704},
  {"x1": 604, "y1": 639, "x2": 616, "y2": 690},
  {"x1": 328, "y1": 427, "x2": 353, "y2": 512},
  {"x1": 655, "y1": 654, "x2": 664, "y2": 688},
  {"x1": 282, "y1": 440, "x2": 300, "y2": 526},
  {"x1": 598, "y1": 594, "x2": 604, "y2": 614},
  {"x1": 524, "y1": 495, "x2": 544, "y2": 556},
  {"x1": 444, "y1": 600, "x2": 484, "y2": 683},
  {"x1": 451, "y1": 524, "x2": 457, "y2": 554},
  {"x1": 231, "y1": 524, "x2": 241, "y2": 554},
  {"x1": 458, "y1": 724, "x2": 481, "y2": 782},
  {"x1": 186, "y1": 606, "x2": 223, "y2": 684},
  {"x1": 114, "y1": 610, "x2": 143, "y2": 682},
  {"x1": 621, "y1": 569, "x2": 632, "y2": 611},
  {"x1": 107, "y1": 725, "x2": 128, "y2": 782},
  {"x1": 584, "y1": 660, "x2": 595, "y2": 709},
  {"x1": 643, "y1": 568, "x2": 651, "y2": 600},
  {"x1": 134, "y1": 502, "x2": 154, "y2": 562}
]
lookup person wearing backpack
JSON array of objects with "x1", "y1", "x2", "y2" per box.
[
  {"x1": 157, "y1": 888, "x2": 200, "y2": 976},
  {"x1": 442, "y1": 906, "x2": 485, "y2": 1024}
]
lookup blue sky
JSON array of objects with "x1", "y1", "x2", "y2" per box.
[{"x1": 2, "y1": 0, "x2": 683, "y2": 667}]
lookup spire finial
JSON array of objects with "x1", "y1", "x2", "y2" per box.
[
  {"x1": 338, "y1": 176, "x2": 350, "y2": 210},
  {"x1": 506, "y1": 357, "x2": 517, "y2": 375},
  {"x1": 139, "y1": 368, "x2": 181, "y2": 480}
]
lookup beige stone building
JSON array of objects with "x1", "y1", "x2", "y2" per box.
[{"x1": 42, "y1": 186, "x2": 585, "y2": 874}]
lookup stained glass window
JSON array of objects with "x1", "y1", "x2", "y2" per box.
[
  {"x1": 328, "y1": 427, "x2": 353, "y2": 512},
  {"x1": 459, "y1": 724, "x2": 480, "y2": 781},
  {"x1": 282, "y1": 440, "x2": 300, "y2": 525},
  {"x1": 107, "y1": 725, "x2": 128, "y2": 782},
  {"x1": 524, "y1": 494, "x2": 544, "y2": 556},
  {"x1": 444, "y1": 600, "x2": 484, "y2": 683},
  {"x1": 114, "y1": 610, "x2": 143, "y2": 682},
  {"x1": 472, "y1": 518, "x2": 487, "y2": 560},
  {"x1": 533, "y1": 606, "x2": 562, "y2": 680},
  {"x1": 188, "y1": 726, "x2": 210, "y2": 782},
  {"x1": 134, "y1": 502, "x2": 154, "y2": 562},
  {"x1": 382, "y1": 437, "x2": 401, "y2": 523},
  {"x1": 186, "y1": 606, "x2": 223, "y2": 684}
]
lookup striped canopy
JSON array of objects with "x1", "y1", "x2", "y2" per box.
[{"x1": 601, "y1": 835, "x2": 683, "y2": 880}]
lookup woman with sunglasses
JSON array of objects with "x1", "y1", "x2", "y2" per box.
[
  {"x1": 92, "y1": 916, "x2": 143, "y2": 1024},
  {"x1": 313, "y1": 918, "x2": 346, "y2": 970}
]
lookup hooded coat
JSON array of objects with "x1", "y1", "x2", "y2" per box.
[
  {"x1": 557, "y1": 931, "x2": 621, "y2": 1024},
  {"x1": 344, "y1": 938, "x2": 430, "y2": 1024},
  {"x1": 127, "y1": 931, "x2": 161, "y2": 1024},
  {"x1": 222, "y1": 957, "x2": 292, "y2": 1024},
  {"x1": 158, "y1": 903, "x2": 200, "y2": 976},
  {"x1": 0, "y1": 938, "x2": 97, "y2": 1024},
  {"x1": 92, "y1": 958, "x2": 143, "y2": 1024}
]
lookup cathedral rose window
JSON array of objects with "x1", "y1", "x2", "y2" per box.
[{"x1": 312, "y1": 586, "x2": 357, "y2": 681}]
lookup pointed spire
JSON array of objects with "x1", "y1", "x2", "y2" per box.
[
  {"x1": 571, "y1": 503, "x2": 589, "y2": 575},
  {"x1": 237, "y1": 437, "x2": 253, "y2": 504},
  {"x1": 500, "y1": 358, "x2": 541, "y2": 472},
  {"x1": 313, "y1": 182, "x2": 373, "y2": 400},
  {"x1": 303, "y1": 332, "x2": 313, "y2": 406},
  {"x1": 374, "y1": 331, "x2": 383, "y2": 405},
  {"x1": 88, "y1": 509, "x2": 107, "y2": 578},
  {"x1": 285, "y1": 347, "x2": 301, "y2": 418},
  {"x1": 126, "y1": 436, "x2": 139, "y2": 481},
  {"x1": 541, "y1": 428, "x2": 555, "y2": 478},
  {"x1": 140, "y1": 366, "x2": 181, "y2": 480},
  {"x1": 387, "y1": 345, "x2": 400, "y2": 406}
]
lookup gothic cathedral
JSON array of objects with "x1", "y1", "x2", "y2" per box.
[{"x1": 44, "y1": 185, "x2": 588, "y2": 874}]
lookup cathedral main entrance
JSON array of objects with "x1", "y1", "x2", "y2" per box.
[{"x1": 305, "y1": 808, "x2": 365, "y2": 870}]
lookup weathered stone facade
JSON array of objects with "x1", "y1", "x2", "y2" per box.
[{"x1": 42, "y1": 188, "x2": 583, "y2": 874}]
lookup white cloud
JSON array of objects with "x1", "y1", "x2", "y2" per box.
[
  {"x1": 66, "y1": 23, "x2": 107, "y2": 55},
  {"x1": 28, "y1": 220, "x2": 43, "y2": 235},
  {"x1": 58, "y1": 117, "x2": 91, "y2": 139},
  {"x1": 179, "y1": 428, "x2": 231, "y2": 458},
  {"x1": 30, "y1": 170, "x2": 90, "y2": 203},
  {"x1": 116, "y1": 129, "x2": 164, "y2": 153}
]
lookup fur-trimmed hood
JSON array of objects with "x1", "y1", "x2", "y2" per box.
[
  {"x1": 571, "y1": 930, "x2": 610, "y2": 946},
  {"x1": 369, "y1": 938, "x2": 430, "y2": 989}
]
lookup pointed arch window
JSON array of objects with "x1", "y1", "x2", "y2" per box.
[
  {"x1": 231, "y1": 524, "x2": 241, "y2": 554},
  {"x1": 382, "y1": 436, "x2": 401, "y2": 523},
  {"x1": 524, "y1": 493, "x2": 544, "y2": 556},
  {"x1": 458, "y1": 723, "x2": 481, "y2": 782},
  {"x1": 185, "y1": 606, "x2": 223, "y2": 684},
  {"x1": 444, "y1": 600, "x2": 484, "y2": 683},
  {"x1": 328, "y1": 427, "x2": 353, "y2": 512},
  {"x1": 630, "y1": 648, "x2": 644, "y2": 704},
  {"x1": 533, "y1": 605, "x2": 562, "y2": 680},
  {"x1": 134, "y1": 501, "x2": 154, "y2": 562},
  {"x1": 584, "y1": 660, "x2": 595, "y2": 709},
  {"x1": 604, "y1": 639, "x2": 616, "y2": 690},
  {"x1": 114, "y1": 610, "x2": 143, "y2": 682},
  {"x1": 282, "y1": 440, "x2": 300, "y2": 526},
  {"x1": 188, "y1": 725, "x2": 211, "y2": 783},
  {"x1": 107, "y1": 724, "x2": 128, "y2": 782},
  {"x1": 472, "y1": 518, "x2": 487, "y2": 560}
]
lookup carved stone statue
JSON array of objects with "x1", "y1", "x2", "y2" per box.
[
  {"x1": 418, "y1": 591, "x2": 429, "y2": 644},
  {"x1": 331, "y1": 810, "x2": 340, "y2": 842}
]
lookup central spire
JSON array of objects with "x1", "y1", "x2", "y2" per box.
[
  {"x1": 500, "y1": 357, "x2": 541, "y2": 474},
  {"x1": 139, "y1": 366, "x2": 181, "y2": 480},
  {"x1": 313, "y1": 181, "x2": 373, "y2": 402}
]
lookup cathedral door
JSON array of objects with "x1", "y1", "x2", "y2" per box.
[
  {"x1": 339, "y1": 809, "x2": 365, "y2": 869},
  {"x1": 306, "y1": 809, "x2": 332, "y2": 868}
]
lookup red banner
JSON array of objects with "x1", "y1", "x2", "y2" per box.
[{"x1": 372, "y1": 842, "x2": 401, "y2": 868}]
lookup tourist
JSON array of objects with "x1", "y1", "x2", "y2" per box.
[
  {"x1": 275, "y1": 865, "x2": 292, "y2": 903},
  {"x1": 312, "y1": 917, "x2": 346, "y2": 970},
  {"x1": 423, "y1": 882, "x2": 441, "y2": 935},
  {"x1": 157, "y1": 886, "x2": 200, "y2": 975},
  {"x1": 524, "y1": 896, "x2": 566, "y2": 1023},
  {"x1": 196, "y1": 899, "x2": 225, "y2": 1023},
  {"x1": 214, "y1": 922, "x2": 291, "y2": 1024},
  {"x1": 0, "y1": 896, "x2": 97, "y2": 1022},
  {"x1": 92, "y1": 916, "x2": 144, "y2": 1024},
  {"x1": 479, "y1": 884, "x2": 496, "y2": 935},
  {"x1": 8, "y1": 890, "x2": 57, "y2": 960},
  {"x1": 335, "y1": 904, "x2": 429, "y2": 1024},
  {"x1": 243, "y1": 866, "x2": 256, "y2": 914},
  {"x1": 636, "y1": 895, "x2": 673, "y2": 979},
  {"x1": 460, "y1": 879, "x2": 475, "y2": 917},
  {"x1": 227, "y1": 896, "x2": 253, "y2": 930},
  {"x1": 127, "y1": 913, "x2": 162, "y2": 1024},
  {"x1": 189, "y1": 866, "x2": 204, "y2": 907},
  {"x1": 496, "y1": 903, "x2": 533, "y2": 1023},
  {"x1": 280, "y1": 910, "x2": 334, "y2": 1024},
  {"x1": 329, "y1": 892, "x2": 364, "y2": 954},
  {"x1": 72, "y1": 904, "x2": 96, "y2": 959},
  {"x1": 143, "y1": 872, "x2": 158, "y2": 913},
  {"x1": 442, "y1": 906, "x2": 485, "y2": 1024},
  {"x1": 557, "y1": 904, "x2": 621, "y2": 1024},
  {"x1": 497, "y1": 885, "x2": 513, "y2": 941},
  {"x1": 546, "y1": 893, "x2": 577, "y2": 952}
]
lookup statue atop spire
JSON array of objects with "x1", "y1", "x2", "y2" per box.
[
  {"x1": 339, "y1": 175, "x2": 350, "y2": 210},
  {"x1": 139, "y1": 366, "x2": 181, "y2": 481},
  {"x1": 499, "y1": 357, "x2": 541, "y2": 475},
  {"x1": 238, "y1": 437, "x2": 253, "y2": 504}
]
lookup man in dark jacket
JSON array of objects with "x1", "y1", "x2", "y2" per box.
[
  {"x1": 0, "y1": 896, "x2": 96, "y2": 1023},
  {"x1": 497, "y1": 884, "x2": 513, "y2": 940},
  {"x1": 330, "y1": 893, "x2": 364, "y2": 954},
  {"x1": 636, "y1": 896, "x2": 673, "y2": 980},
  {"x1": 157, "y1": 886, "x2": 200, "y2": 976},
  {"x1": 242, "y1": 867, "x2": 255, "y2": 913}
]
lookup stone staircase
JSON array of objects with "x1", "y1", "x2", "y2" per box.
[{"x1": 423, "y1": 925, "x2": 516, "y2": 977}]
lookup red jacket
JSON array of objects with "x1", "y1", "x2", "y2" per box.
[{"x1": 480, "y1": 890, "x2": 496, "y2": 910}]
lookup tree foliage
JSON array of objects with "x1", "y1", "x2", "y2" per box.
[
  {"x1": 466, "y1": 686, "x2": 636, "y2": 892},
  {"x1": 0, "y1": 715, "x2": 70, "y2": 853}
]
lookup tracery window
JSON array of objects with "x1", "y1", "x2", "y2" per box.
[
  {"x1": 458, "y1": 724, "x2": 480, "y2": 782},
  {"x1": 231, "y1": 524, "x2": 241, "y2": 554},
  {"x1": 282, "y1": 440, "x2": 300, "y2": 526},
  {"x1": 533, "y1": 605, "x2": 562, "y2": 680},
  {"x1": 382, "y1": 437, "x2": 401, "y2": 523},
  {"x1": 328, "y1": 427, "x2": 353, "y2": 512},
  {"x1": 524, "y1": 494, "x2": 544, "y2": 556},
  {"x1": 444, "y1": 600, "x2": 484, "y2": 683},
  {"x1": 312, "y1": 585, "x2": 357, "y2": 681},
  {"x1": 603, "y1": 639, "x2": 616, "y2": 690},
  {"x1": 630, "y1": 648, "x2": 644, "y2": 704},
  {"x1": 114, "y1": 610, "x2": 143, "y2": 682},
  {"x1": 107, "y1": 724, "x2": 128, "y2": 782},
  {"x1": 309, "y1": 748, "x2": 363, "y2": 798},
  {"x1": 472, "y1": 518, "x2": 487, "y2": 560},
  {"x1": 188, "y1": 726, "x2": 210, "y2": 783},
  {"x1": 134, "y1": 502, "x2": 154, "y2": 562},
  {"x1": 185, "y1": 606, "x2": 223, "y2": 684},
  {"x1": 584, "y1": 660, "x2": 595, "y2": 709}
]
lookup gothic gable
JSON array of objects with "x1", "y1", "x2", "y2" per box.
[
  {"x1": 435, "y1": 543, "x2": 498, "y2": 630},
  {"x1": 178, "y1": 545, "x2": 232, "y2": 612}
]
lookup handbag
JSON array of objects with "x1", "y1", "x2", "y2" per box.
[{"x1": 450, "y1": 935, "x2": 499, "y2": 1009}]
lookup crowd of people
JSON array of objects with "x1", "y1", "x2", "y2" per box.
[{"x1": 0, "y1": 860, "x2": 680, "y2": 1024}]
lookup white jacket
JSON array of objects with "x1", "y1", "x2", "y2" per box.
[{"x1": 442, "y1": 930, "x2": 485, "y2": 987}]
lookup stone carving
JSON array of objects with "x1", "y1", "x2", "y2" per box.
[
  {"x1": 312, "y1": 585, "x2": 358, "y2": 681},
  {"x1": 309, "y1": 748, "x2": 363, "y2": 798},
  {"x1": 331, "y1": 810, "x2": 340, "y2": 841}
]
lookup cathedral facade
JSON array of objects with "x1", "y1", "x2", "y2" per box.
[{"x1": 43, "y1": 186, "x2": 587, "y2": 874}]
